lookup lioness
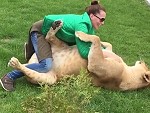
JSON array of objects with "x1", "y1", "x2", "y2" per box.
[{"x1": 8, "y1": 26, "x2": 150, "y2": 91}]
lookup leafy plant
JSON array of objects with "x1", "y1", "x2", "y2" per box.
[{"x1": 21, "y1": 69, "x2": 100, "y2": 113}]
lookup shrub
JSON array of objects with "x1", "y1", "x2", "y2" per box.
[{"x1": 21, "y1": 69, "x2": 100, "y2": 113}]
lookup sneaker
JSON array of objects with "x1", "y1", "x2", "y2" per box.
[
  {"x1": 0, "y1": 75, "x2": 14, "y2": 91},
  {"x1": 24, "y1": 42, "x2": 28, "y2": 61}
]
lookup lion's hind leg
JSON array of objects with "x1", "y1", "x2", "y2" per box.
[{"x1": 8, "y1": 57, "x2": 57, "y2": 85}]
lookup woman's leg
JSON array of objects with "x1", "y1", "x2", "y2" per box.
[
  {"x1": 0, "y1": 32, "x2": 52, "y2": 91},
  {"x1": 7, "y1": 32, "x2": 53, "y2": 79}
]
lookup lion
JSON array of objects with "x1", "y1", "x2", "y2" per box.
[{"x1": 8, "y1": 24, "x2": 150, "y2": 91}]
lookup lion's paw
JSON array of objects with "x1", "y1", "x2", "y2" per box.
[
  {"x1": 8, "y1": 57, "x2": 21, "y2": 69},
  {"x1": 52, "y1": 20, "x2": 63, "y2": 32}
]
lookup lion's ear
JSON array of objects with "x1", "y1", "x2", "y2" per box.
[{"x1": 143, "y1": 71, "x2": 150, "y2": 83}]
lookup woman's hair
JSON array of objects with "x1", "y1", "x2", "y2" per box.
[{"x1": 85, "y1": 0, "x2": 106, "y2": 15}]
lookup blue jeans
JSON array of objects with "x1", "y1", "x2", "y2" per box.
[{"x1": 7, "y1": 32, "x2": 53, "y2": 80}]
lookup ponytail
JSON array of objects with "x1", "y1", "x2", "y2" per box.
[{"x1": 85, "y1": 0, "x2": 106, "y2": 15}]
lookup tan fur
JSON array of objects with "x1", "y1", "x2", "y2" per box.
[{"x1": 8, "y1": 26, "x2": 150, "y2": 91}]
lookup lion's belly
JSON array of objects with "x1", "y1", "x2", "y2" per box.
[{"x1": 51, "y1": 48, "x2": 87, "y2": 77}]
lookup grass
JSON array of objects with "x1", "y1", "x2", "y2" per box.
[
  {"x1": 21, "y1": 70, "x2": 100, "y2": 113},
  {"x1": 0, "y1": 0, "x2": 150, "y2": 113}
]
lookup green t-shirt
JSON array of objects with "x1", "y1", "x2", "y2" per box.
[{"x1": 41, "y1": 12, "x2": 95, "y2": 59}]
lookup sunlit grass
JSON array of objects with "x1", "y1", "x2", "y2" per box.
[{"x1": 0, "y1": 0, "x2": 150, "y2": 112}]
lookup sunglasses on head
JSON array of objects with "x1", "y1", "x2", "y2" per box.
[{"x1": 93, "y1": 14, "x2": 105, "y2": 22}]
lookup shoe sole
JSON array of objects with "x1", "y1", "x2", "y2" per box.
[
  {"x1": 0, "y1": 79, "x2": 10, "y2": 91},
  {"x1": 24, "y1": 42, "x2": 27, "y2": 60}
]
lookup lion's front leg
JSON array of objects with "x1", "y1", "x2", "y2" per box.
[
  {"x1": 101, "y1": 42, "x2": 112, "y2": 51},
  {"x1": 75, "y1": 31, "x2": 105, "y2": 74},
  {"x1": 8, "y1": 57, "x2": 57, "y2": 85},
  {"x1": 86, "y1": 37, "x2": 105, "y2": 74},
  {"x1": 45, "y1": 20, "x2": 63, "y2": 46},
  {"x1": 75, "y1": 31, "x2": 104, "y2": 61}
]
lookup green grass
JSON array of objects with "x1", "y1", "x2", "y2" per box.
[{"x1": 0, "y1": 0, "x2": 150, "y2": 113}]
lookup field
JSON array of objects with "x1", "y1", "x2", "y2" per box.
[{"x1": 0, "y1": 0, "x2": 150, "y2": 113}]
